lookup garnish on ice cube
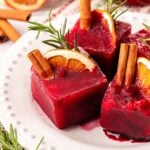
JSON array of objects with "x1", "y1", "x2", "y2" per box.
[
  {"x1": 28, "y1": 49, "x2": 54, "y2": 80},
  {"x1": 116, "y1": 43, "x2": 138, "y2": 86},
  {"x1": 28, "y1": 44, "x2": 108, "y2": 129},
  {"x1": 28, "y1": 9, "x2": 97, "y2": 79},
  {"x1": 137, "y1": 57, "x2": 150, "y2": 99},
  {"x1": 45, "y1": 49, "x2": 97, "y2": 72},
  {"x1": 104, "y1": 0, "x2": 128, "y2": 20},
  {"x1": 28, "y1": 48, "x2": 97, "y2": 80},
  {"x1": 66, "y1": 0, "x2": 131, "y2": 79},
  {"x1": 27, "y1": 4, "x2": 108, "y2": 129},
  {"x1": 28, "y1": 10, "x2": 70, "y2": 49},
  {"x1": 30, "y1": 48, "x2": 108, "y2": 128}
]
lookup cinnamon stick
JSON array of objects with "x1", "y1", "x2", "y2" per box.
[
  {"x1": 0, "y1": 28, "x2": 8, "y2": 43},
  {"x1": 125, "y1": 44, "x2": 138, "y2": 86},
  {"x1": 0, "y1": 9, "x2": 31, "y2": 21},
  {"x1": 28, "y1": 50, "x2": 54, "y2": 80},
  {"x1": 116, "y1": 43, "x2": 138, "y2": 86},
  {"x1": 80, "y1": 0, "x2": 91, "y2": 30},
  {"x1": 0, "y1": 19, "x2": 20, "y2": 42},
  {"x1": 116, "y1": 43, "x2": 129, "y2": 85}
]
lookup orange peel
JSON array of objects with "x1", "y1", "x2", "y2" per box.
[
  {"x1": 45, "y1": 49, "x2": 97, "y2": 72},
  {"x1": 137, "y1": 57, "x2": 150, "y2": 98},
  {"x1": 4, "y1": 0, "x2": 46, "y2": 11}
]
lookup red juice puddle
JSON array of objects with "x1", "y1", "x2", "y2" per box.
[
  {"x1": 131, "y1": 140, "x2": 146, "y2": 143},
  {"x1": 103, "y1": 130, "x2": 150, "y2": 143},
  {"x1": 104, "y1": 130, "x2": 128, "y2": 142},
  {"x1": 80, "y1": 118, "x2": 100, "y2": 131}
]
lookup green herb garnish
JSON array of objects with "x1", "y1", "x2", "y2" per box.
[
  {"x1": 28, "y1": 10, "x2": 69, "y2": 49},
  {"x1": 0, "y1": 123, "x2": 43, "y2": 150},
  {"x1": 0, "y1": 123, "x2": 22, "y2": 150},
  {"x1": 104, "y1": 0, "x2": 128, "y2": 20}
]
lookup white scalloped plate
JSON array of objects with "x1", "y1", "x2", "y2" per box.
[{"x1": 0, "y1": 12, "x2": 150, "y2": 150}]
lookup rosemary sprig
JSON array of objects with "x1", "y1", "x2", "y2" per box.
[
  {"x1": 104, "y1": 0, "x2": 128, "y2": 20},
  {"x1": 0, "y1": 123, "x2": 23, "y2": 150},
  {"x1": 0, "y1": 123, "x2": 43, "y2": 150},
  {"x1": 28, "y1": 10, "x2": 69, "y2": 49}
]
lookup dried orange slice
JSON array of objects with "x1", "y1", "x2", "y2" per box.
[
  {"x1": 95, "y1": 9, "x2": 116, "y2": 46},
  {"x1": 4, "y1": 0, "x2": 46, "y2": 11},
  {"x1": 137, "y1": 57, "x2": 150, "y2": 98},
  {"x1": 44, "y1": 49, "x2": 97, "y2": 72}
]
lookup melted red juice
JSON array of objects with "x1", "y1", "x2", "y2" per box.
[
  {"x1": 80, "y1": 118, "x2": 100, "y2": 131},
  {"x1": 31, "y1": 67, "x2": 108, "y2": 129},
  {"x1": 104, "y1": 130, "x2": 129, "y2": 142}
]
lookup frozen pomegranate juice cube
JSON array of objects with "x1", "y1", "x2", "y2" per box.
[
  {"x1": 100, "y1": 81, "x2": 150, "y2": 141},
  {"x1": 31, "y1": 68, "x2": 108, "y2": 129},
  {"x1": 66, "y1": 11, "x2": 131, "y2": 79}
]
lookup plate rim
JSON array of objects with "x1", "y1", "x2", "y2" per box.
[{"x1": 0, "y1": 11, "x2": 150, "y2": 150}]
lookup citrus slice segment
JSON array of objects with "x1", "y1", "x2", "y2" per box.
[
  {"x1": 137, "y1": 57, "x2": 150, "y2": 97},
  {"x1": 4, "y1": 0, "x2": 46, "y2": 11},
  {"x1": 95, "y1": 9, "x2": 116, "y2": 46},
  {"x1": 44, "y1": 49, "x2": 97, "y2": 72}
]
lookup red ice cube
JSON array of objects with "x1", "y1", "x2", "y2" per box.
[
  {"x1": 66, "y1": 11, "x2": 131, "y2": 79},
  {"x1": 100, "y1": 80, "x2": 150, "y2": 141},
  {"x1": 31, "y1": 68, "x2": 108, "y2": 129}
]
